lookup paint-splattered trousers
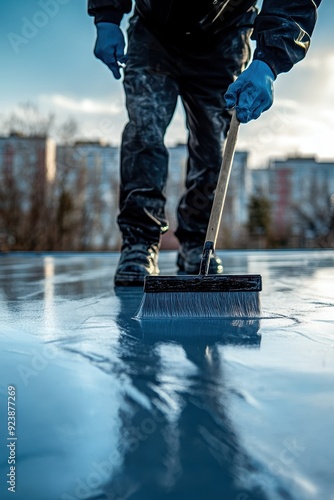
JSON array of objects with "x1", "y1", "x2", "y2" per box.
[{"x1": 118, "y1": 14, "x2": 251, "y2": 246}]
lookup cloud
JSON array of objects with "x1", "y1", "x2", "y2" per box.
[
  {"x1": 33, "y1": 48, "x2": 334, "y2": 167},
  {"x1": 39, "y1": 94, "x2": 123, "y2": 115},
  {"x1": 237, "y1": 49, "x2": 334, "y2": 167}
]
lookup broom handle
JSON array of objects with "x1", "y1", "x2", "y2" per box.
[{"x1": 200, "y1": 109, "x2": 240, "y2": 275}]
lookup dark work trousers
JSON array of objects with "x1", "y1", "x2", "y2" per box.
[{"x1": 118, "y1": 14, "x2": 251, "y2": 247}]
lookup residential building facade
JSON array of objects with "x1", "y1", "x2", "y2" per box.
[
  {"x1": 0, "y1": 133, "x2": 56, "y2": 249},
  {"x1": 251, "y1": 156, "x2": 334, "y2": 246}
]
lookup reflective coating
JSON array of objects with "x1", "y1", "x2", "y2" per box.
[{"x1": 0, "y1": 250, "x2": 333, "y2": 500}]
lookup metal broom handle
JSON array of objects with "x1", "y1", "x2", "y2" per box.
[{"x1": 200, "y1": 109, "x2": 240, "y2": 275}]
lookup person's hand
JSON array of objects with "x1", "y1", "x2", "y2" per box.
[
  {"x1": 224, "y1": 60, "x2": 275, "y2": 123},
  {"x1": 94, "y1": 22, "x2": 127, "y2": 79}
]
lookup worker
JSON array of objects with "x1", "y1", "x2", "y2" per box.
[{"x1": 88, "y1": 0, "x2": 321, "y2": 286}]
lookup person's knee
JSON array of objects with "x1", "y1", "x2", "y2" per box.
[
  {"x1": 123, "y1": 119, "x2": 165, "y2": 148},
  {"x1": 124, "y1": 73, "x2": 173, "y2": 147},
  {"x1": 189, "y1": 134, "x2": 222, "y2": 166}
]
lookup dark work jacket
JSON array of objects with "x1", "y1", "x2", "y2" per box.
[{"x1": 87, "y1": 0, "x2": 322, "y2": 77}]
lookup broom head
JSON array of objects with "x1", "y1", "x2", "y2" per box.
[{"x1": 136, "y1": 274, "x2": 262, "y2": 319}]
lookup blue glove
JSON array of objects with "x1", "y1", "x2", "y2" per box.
[
  {"x1": 224, "y1": 60, "x2": 275, "y2": 123},
  {"x1": 94, "y1": 22, "x2": 127, "y2": 80}
]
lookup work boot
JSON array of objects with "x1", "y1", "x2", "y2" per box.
[
  {"x1": 114, "y1": 242, "x2": 160, "y2": 286},
  {"x1": 177, "y1": 241, "x2": 223, "y2": 275}
]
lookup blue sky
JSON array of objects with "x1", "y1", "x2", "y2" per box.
[{"x1": 1, "y1": 0, "x2": 334, "y2": 166}]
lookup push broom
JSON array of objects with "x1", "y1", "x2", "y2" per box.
[{"x1": 136, "y1": 110, "x2": 262, "y2": 319}]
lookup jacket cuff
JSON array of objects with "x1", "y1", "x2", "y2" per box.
[
  {"x1": 253, "y1": 49, "x2": 279, "y2": 79},
  {"x1": 94, "y1": 9, "x2": 123, "y2": 25}
]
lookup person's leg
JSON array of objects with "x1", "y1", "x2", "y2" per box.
[
  {"x1": 115, "y1": 16, "x2": 179, "y2": 285},
  {"x1": 176, "y1": 28, "x2": 251, "y2": 273}
]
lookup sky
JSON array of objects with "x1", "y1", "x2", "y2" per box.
[{"x1": 1, "y1": 0, "x2": 334, "y2": 167}]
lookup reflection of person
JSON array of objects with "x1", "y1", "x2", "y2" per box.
[
  {"x1": 108, "y1": 288, "x2": 262, "y2": 499},
  {"x1": 88, "y1": 0, "x2": 321, "y2": 285}
]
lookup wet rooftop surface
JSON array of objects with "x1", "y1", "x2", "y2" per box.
[{"x1": 0, "y1": 250, "x2": 334, "y2": 500}]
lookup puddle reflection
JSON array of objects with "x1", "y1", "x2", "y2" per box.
[
  {"x1": 107, "y1": 288, "x2": 265, "y2": 500},
  {"x1": 115, "y1": 287, "x2": 261, "y2": 345},
  {"x1": 1, "y1": 252, "x2": 333, "y2": 500}
]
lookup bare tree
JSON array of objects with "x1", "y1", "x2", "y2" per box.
[
  {"x1": 0, "y1": 156, "x2": 24, "y2": 250},
  {"x1": 293, "y1": 192, "x2": 334, "y2": 248},
  {"x1": 247, "y1": 192, "x2": 273, "y2": 248},
  {"x1": 0, "y1": 106, "x2": 81, "y2": 250},
  {"x1": 2, "y1": 102, "x2": 54, "y2": 137},
  {"x1": 0, "y1": 104, "x2": 121, "y2": 251}
]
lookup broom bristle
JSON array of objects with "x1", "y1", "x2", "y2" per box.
[{"x1": 135, "y1": 290, "x2": 261, "y2": 319}]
